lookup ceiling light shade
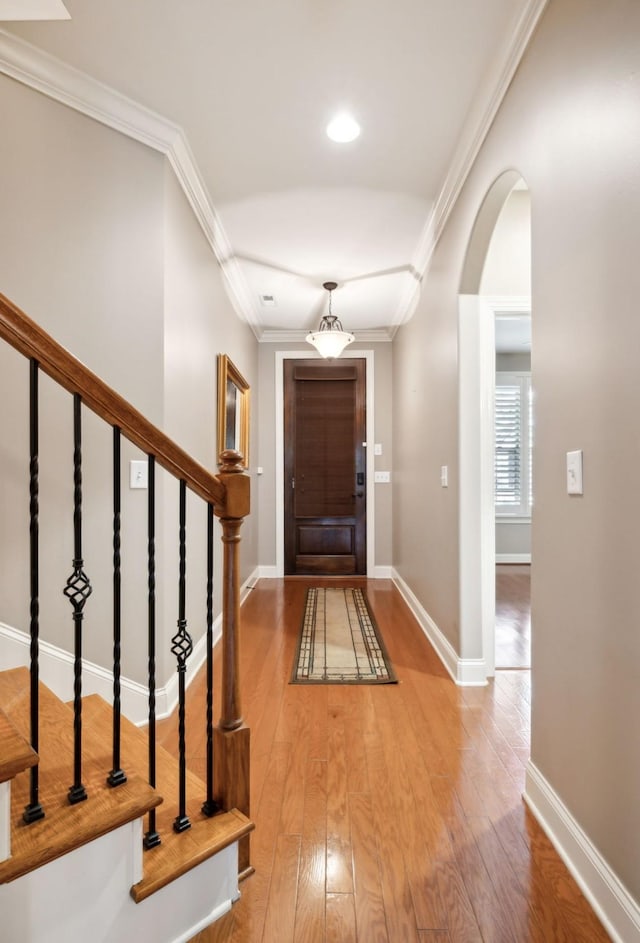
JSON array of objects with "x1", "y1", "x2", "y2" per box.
[
  {"x1": 306, "y1": 282, "x2": 355, "y2": 359},
  {"x1": 326, "y1": 113, "x2": 360, "y2": 143}
]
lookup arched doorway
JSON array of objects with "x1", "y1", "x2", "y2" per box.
[{"x1": 458, "y1": 170, "x2": 531, "y2": 680}]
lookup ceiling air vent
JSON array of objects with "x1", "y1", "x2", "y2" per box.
[{"x1": 260, "y1": 294, "x2": 276, "y2": 306}]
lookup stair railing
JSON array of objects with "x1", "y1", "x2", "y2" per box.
[{"x1": 0, "y1": 292, "x2": 250, "y2": 863}]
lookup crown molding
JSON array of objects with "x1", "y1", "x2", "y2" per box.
[
  {"x1": 392, "y1": 0, "x2": 549, "y2": 330},
  {"x1": 0, "y1": 2, "x2": 548, "y2": 342},
  {"x1": 0, "y1": 28, "x2": 262, "y2": 336},
  {"x1": 427, "y1": 0, "x2": 548, "y2": 250}
]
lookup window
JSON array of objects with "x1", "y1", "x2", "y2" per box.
[{"x1": 495, "y1": 373, "x2": 533, "y2": 517}]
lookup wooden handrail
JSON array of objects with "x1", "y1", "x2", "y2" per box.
[
  {"x1": 1, "y1": 290, "x2": 252, "y2": 872},
  {"x1": 0, "y1": 293, "x2": 229, "y2": 512}
]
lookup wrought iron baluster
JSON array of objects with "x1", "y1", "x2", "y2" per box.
[
  {"x1": 172, "y1": 479, "x2": 192, "y2": 833},
  {"x1": 144, "y1": 455, "x2": 161, "y2": 849},
  {"x1": 202, "y1": 502, "x2": 219, "y2": 817},
  {"x1": 108, "y1": 427, "x2": 126, "y2": 787},
  {"x1": 24, "y1": 359, "x2": 45, "y2": 824},
  {"x1": 63, "y1": 393, "x2": 91, "y2": 805}
]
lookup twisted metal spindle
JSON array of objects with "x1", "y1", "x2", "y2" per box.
[
  {"x1": 63, "y1": 393, "x2": 91, "y2": 805},
  {"x1": 108, "y1": 427, "x2": 126, "y2": 788},
  {"x1": 144, "y1": 455, "x2": 161, "y2": 849},
  {"x1": 202, "y1": 502, "x2": 219, "y2": 817},
  {"x1": 172, "y1": 480, "x2": 192, "y2": 832},
  {"x1": 24, "y1": 359, "x2": 45, "y2": 824}
]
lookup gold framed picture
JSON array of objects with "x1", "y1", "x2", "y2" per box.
[{"x1": 217, "y1": 354, "x2": 250, "y2": 468}]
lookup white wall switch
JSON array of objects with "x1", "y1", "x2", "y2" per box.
[
  {"x1": 129, "y1": 459, "x2": 148, "y2": 490},
  {"x1": 566, "y1": 450, "x2": 583, "y2": 495},
  {"x1": 374, "y1": 443, "x2": 382, "y2": 456},
  {"x1": 374, "y1": 471, "x2": 391, "y2": 483},
  {"x1": 441, "y1": 465, "x2": 448, "y2": 487}
]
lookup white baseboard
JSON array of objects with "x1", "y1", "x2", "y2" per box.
[
  {"x1": 241, "y1": 566, "x2": 261, "y2": 590},
  {"x1": 391, "y1": 570, "x2": 488, "y2": 686},
  {"x1": 0, "y1": 621, "x2": 156, "y2": 726},
  {"x1": 496, "y1": 553, "x2": 531, "y2": 564},
  {"x1": 524, "y1": 761, "x2": 640, "y2": 943},
  {"x1": 371, "y1": 565, "x2": 393, "y2": 579},
  {"x1": 0, "y1": 568, "x2": 258, "y2": 727},
  {"x1": 257, "y1": 565, "x2": 279, "y2": 579}
]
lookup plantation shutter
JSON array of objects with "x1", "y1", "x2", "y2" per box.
[{"x1": 495, "y1": 383, "x2": 522, "y2": 508}]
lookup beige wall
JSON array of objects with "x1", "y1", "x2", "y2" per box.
[
  {"x1": 0, "y1": 75, "x2": 165, "y2": 684},
  {"x1": 162, "y1": 167, "x2": 258, "y2": 680},
  {"x1": 0, "y1": 76, "x2": 258, "y2": 686},
  {"x1": 393, "y1": 0, "x2": 640, "y2": 902}
]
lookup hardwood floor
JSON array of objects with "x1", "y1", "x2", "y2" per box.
[
  {"x1": 495, "y1": 565, "x2": 531, "y2": 670},
  {"x1": 161, "y1": 577, "x2": 609, "y2": 942}
]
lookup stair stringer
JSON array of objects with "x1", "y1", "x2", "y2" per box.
[{"x1": 0, "y1": 815, "x2": 241, "y2": 943}]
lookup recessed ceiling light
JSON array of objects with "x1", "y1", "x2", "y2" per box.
[{"x1": 326, "y1": 113, "x2": 361, "y2": 143}]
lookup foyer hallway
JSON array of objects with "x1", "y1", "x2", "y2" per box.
[{"x1": 165, "y1": 578, "x2": 609, "y2": 942}]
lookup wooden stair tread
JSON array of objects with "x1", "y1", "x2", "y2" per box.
[
  {"x1": 0, "y1": 674, "x2": 253, "y2": 897},
  {"x1": 1, "y1": 772, "x2": 161, "y2": 884},
  {"x1": 131, "y1": 807, "x2": 253, "y2": 902},
  {"x1": 0, "y1": 678, "x2": 161, "y2": 884},
  {"x1": 0, "y1": 706, "x2": 38, "y2": 784},
  {"x1": 82, "y1": 693, "x2": 208, "y2": 827},
  {"x1": 0, "y1": 667, "x2": 32, "y2": 715},
  {"x1": 81, "y1": 695, "x2": 255, "y2": 899}
]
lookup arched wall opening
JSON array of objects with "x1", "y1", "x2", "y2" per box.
[{"x1": 458, "y1": 169, "x2": 531, "y2": 682}]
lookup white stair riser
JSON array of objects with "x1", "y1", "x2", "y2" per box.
[
  {"x1": 0, "y1": 817, "x2": 240, "y2": 943},
  {"x1": 0, "y1": 781, "x2": 10, "y2": 863}
]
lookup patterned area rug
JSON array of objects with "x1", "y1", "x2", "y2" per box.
[{"x1": 291, "y1": 587, "x2": 397, "y2": 684}]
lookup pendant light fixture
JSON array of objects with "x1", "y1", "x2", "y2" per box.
[{"x1": 306, "y1": 281, "x2": 355, "y2": 359}]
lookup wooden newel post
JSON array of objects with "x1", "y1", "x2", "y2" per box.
[
  {"x1": 214, "y1": 449, "x2": 252, "y2": 877},
  {"x1": 220, "y1": 513, "x2": 243, "y2": 730}
]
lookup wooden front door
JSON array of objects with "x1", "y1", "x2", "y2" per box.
[{"x1": 284, "y1": 359, "x2": 366, "y2": 575}]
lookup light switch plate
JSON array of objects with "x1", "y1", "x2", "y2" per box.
[
  {"x1": 130, "y1": 459, "x2": 148, "y2": 489},
  {"x1": 566, "y1": 450, "x2": 583, "y2": 495},
  {"x1": 374, "y1": 471, "x2": 390, "y2": 483},
  {"x1": 441, "y1": 465, "x2": 448, "y2": 487}
]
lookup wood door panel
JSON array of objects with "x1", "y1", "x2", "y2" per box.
[
  {"x1": 298, "y1": 524, "x2": 354, "y2": 555},
  {"x1": 284, "y1": 359, "x2": 366, "y2": 575},
  {"x1": 294, "y1": 554, "x2": 356, "y2": 575}
]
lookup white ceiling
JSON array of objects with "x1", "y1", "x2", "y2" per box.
[{"x1": 2, "y1": 0, "x2": 541, "y2": 338}]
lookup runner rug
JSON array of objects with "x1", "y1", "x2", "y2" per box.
[{"x1": 291, "y1": 587, "x2": 397, "y2": 684}]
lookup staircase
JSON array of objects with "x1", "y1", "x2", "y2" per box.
[
  {"x1": 0, "y1": 668, "x2": 252, "y2": 942},
  {"x1": 0, "y1": 292, "x2": 254, "y2": 943}
]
